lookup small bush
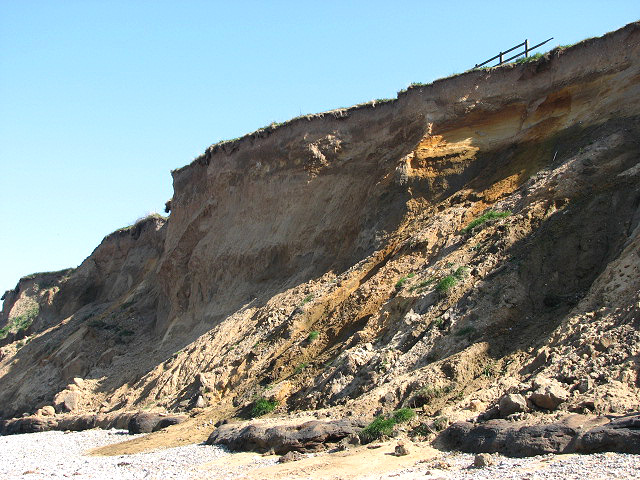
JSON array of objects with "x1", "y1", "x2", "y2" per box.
[
  {"x1": 300, "y1": 294, "x2": 313, "y2": 306},
  {"x1": 307, "y1": 331, "x2": 319, "y2": 342},
  {"x1": 250, "y1": 398, "x2": 277, "y2": 417},
  {"x1": 392, "y1": 408, "x2": 415, "y2": 423},
  {"x1": 481, "y1": 360, "x2": 497, "y2": 378},
  {"x1": 462, "y1": 210, "x2": 511, "y2": 233},
  {"x1": 436, "y1": 275, "x2": 457, "y2": 294},
  {"x1": 359, "y1": 416, "x2": 396, "y2": 443}
]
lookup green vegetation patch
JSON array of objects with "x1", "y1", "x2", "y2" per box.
[
  {"x1": 462, "y1": 210, "x2": 511, "y2": 233},
  {"x1": 0, "y1": 304, "x2": 39, "y2": 340},
  {"x1": 515, "y1": 53, "x2": 543, "y2": 64},
  {"x1": 250, "y1": 397, "x2": 278, "y2": 417},
  {"x1": 392, "y1": 408, "x2": 416, "y2": 423},
  {"x1": 360, "y1": 409, "x2": 416, "y2": 443},
  {"x1": 359, "y1": 416, "x2": 397, "y2": 443},
  {"x1": 307, "y1": 331, "x2": 319, "y2": 342},
  {"x1": 436, "y1": 275, "x2": 457, "y2": 294}
]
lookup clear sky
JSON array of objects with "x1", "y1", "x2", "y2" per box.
[{"x1": 1, "y1": 1, "x2": 638, "y2": 294}]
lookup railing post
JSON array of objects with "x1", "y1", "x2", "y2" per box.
[
  {"x1": 525, "y1": 39, "x2": 529, "y2": 57},
  {"x1": 499, "y1": 52, "x2": 503, "y2": 64}
]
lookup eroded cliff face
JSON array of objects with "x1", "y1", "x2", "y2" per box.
[{"x1": 1, "y1": 22, "x2": 639, "y2": 426}]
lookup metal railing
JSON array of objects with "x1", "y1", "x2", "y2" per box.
[{"x1": 475, "y1": 37, "x2": 554, "y2": 68}]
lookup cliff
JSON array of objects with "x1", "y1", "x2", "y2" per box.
[{"x1": 1, "y1": 22, "x2": 639, "y2": 441}]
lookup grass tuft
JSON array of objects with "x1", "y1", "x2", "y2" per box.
[
  {"x1": 515, "y1": 53, "x2": 543, "y2": 64},
  {"x1": 392, "y1": 408, "x2": 415, "y2": 423},
  {"x1": 462, "y1": 210, "x2": 511, "y2": 233}
]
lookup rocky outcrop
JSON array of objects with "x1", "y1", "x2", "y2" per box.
[
  {"x1": 206, "y1": 419, "x2": 368, "y2": 454},
  {"x1": 437, "y1": 413, "x2": 640, "y2": 457},
  {"x1": 127, "y1": 412, "x2": 187, "y2": 434}
]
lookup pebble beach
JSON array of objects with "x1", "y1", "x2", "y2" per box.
[{"x1": 1, "y1": 429, "x2": 638, "y2": 480}]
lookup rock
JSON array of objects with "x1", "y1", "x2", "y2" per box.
[
  {"x1": 207, "y1": 418, "x2": 367, "y2": 454},
  {"x1": 278, "y1": 451, "x2": 305, "y2": 463},
  {"x1": 394, "y1": 440, "x2": 411, "y2": 456},
  {"x1": 575, "y1": 413, "x2": 640, "y2": 454},
  {"x1": 53, "y1": 390, "x2": 81, "y2": 413},
  {"x1": 473, "y1": 453, "x2": 493, "y2": 467},
  {"x1": 195, "y1": 395, "x2": 207, "y2": 408},
  {"x1": 127, "y1": 413, "x2": 187, "y2": 434},
  {"x1": 529, "y1": 382, "x2": 569, "y2": 410},
  {"x1": 469, "y1": 400, "x2": 485, "y2": 412},
  {"x1": 499, "y1": 394, "x2": 527, "y2": 417},
  {"x1": 40, "y1": 405, "x2": 56, "y2": 416},
  {"x1": 337, "y1": 433, "x2": 361, "y2": 450},
  {"x1": 436, "y1": 420, "x2": 578, "y2": 457},
  {"x1": 0, "y1": 416, "x2": 57, "y2": 435}
]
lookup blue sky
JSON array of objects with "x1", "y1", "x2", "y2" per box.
[{"x1": 1, "y1": 1, "x2": 638, "y2": 294}]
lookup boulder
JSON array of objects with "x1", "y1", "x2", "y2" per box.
[
  {"x1": 574, "y1": 414, "x2": 640, "y2": 454},
  {"x1": 529, "y1": 381, "x2": 569, "y2": 410},
  {"x1": 207, "y1": 418, "x2": 367, "y2": 454},
  {"x1": 474, "y1": 453, "x2": 493, "y2": 467},
  {"x1": 437, "y1": 413, "x2": 640, "y2": 457},
  {"x1": 127, "y1": 413, "x2": 187, "y2": 434},
  {"x1": 498, "y1": 394, "x2": 527, "y2": 417},
  {"x1": 436, "y1": 419, "x2": 577, "y2": 457},
  {"x1": 278, "y1": 451, "x2": 305, "y2": 463},
  {"x1": 53, "y1": 390, "x2": 81, "y2": 413},
  {"x1": 394, "y1": 440, "x2": 411, "y2": 456},
  {"x1": 40, "y1": 405, "x2": 56, "y2": 417}
]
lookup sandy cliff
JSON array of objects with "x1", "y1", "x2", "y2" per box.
[{"x1": 1, "y1": 22, "x2": 639, "y2": 439}]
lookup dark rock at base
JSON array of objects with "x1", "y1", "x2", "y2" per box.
[
  {"x1": 127, "y1": 413, "x2": 187, "y2": 434},
  {"x1": 0, "y1": 416, "x2": 57, "y2": 435},
  {"x1": 437, "y1": 413, "x2": 640, "y2": 457},
  {"x1": 438, "y1": 420, "x2": 577, "y2": 457},
  {"x1": 207, "y1": 419, "x2": 367, "y2": 454},
  {"x1": 574, "y1": 414, "x2": 640, "y2": 454}
]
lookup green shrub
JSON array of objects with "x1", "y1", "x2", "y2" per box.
[
  {"x1": 307, "y1": 331, "x2": 319, "y2": 342},
  {"x1": 392, "y1": 408, "x2": 415, "y2": 423},
  {"x1": 300, "y1": 294, "x2": 313, "y2": 306},
  {"x1": 436, "y1": 275, "x2": 457, "y2": 294},
  {"x1": 462, "y1": 210, "x2": 511, "y2": 233},
  {"x1": 359, "y1": 416, "x2": 396, "y2": 443},
  {"x1": 250, "y1": 398, "x2": 277, "y2": 417}
]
